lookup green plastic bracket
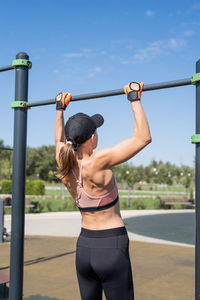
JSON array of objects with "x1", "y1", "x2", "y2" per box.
[
  {"x1": 12, "y1": 59, "x2": 32, "y2": 69},
  {"x1": 192, "y1": 73, "x2": 200, "y2": 85},
  {"x1": 191, "y1": 134, "x2": 200, "y2": 143},
  {"x1": 11, "y1": 101, "x2": 29, "y2": 109}
]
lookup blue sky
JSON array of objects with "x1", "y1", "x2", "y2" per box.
[{"x1": 0, "y1": 0, "x2": 200, "y2": 167}]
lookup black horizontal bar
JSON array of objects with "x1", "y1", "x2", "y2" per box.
[
  {"x1": 0, "y1": 147, "x2": 13, "y2": 151},
  {"x1": 26, "y1": 77, "x2": 192, "y2": 108},
  {"x1": 0, "y1": 65, "x2": 14, "y2": 73}
]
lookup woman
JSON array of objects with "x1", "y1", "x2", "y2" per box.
[{"x1": 55, "y1": 82, "x2": 151, "y2": 300}]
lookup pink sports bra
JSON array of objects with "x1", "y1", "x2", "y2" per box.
[{"x1": 71, "y1": 161, "x2": 119, "y2": 212}]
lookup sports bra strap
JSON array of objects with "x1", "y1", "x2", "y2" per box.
[
  {"x1": 79, "y1": 160, "x2": 83, "y2": 184},
  {"x1": 72, "y1": 160, "x2": 83, "y2": 187}
]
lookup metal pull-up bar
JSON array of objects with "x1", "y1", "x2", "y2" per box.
[
  {"x1": 27, "y1": 77, "x2": 193, "y2": 108},
  {"x1": 0, "y1": 65, "x2": 14, "y2": 72}
]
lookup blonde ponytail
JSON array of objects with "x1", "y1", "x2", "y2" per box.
[{"x1": 55, "y1": 144, "x2": 76, "y2": 179}]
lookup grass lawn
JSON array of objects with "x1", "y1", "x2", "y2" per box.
[
  {"x1": 45, "y1": 187, "x2": 187, "y2": 198},
  {"x1": 45, "y1": 189, "x2": 69, "y2": 196},
  {"x1": 4, "y1": 183, "x2": 189, "y2": 214},
  {"x1": 152, "y1": 185, "x2": 186, "y2": 192}
]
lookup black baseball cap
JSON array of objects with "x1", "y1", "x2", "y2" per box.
[{"x1": 65, "y1": 112, "x2": 104, "y2": 145}]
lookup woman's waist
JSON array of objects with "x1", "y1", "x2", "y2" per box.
[
  {"x1": 77, "y1": 226, "x2": 129, "y2": 249},
  {"x1": 80, "y1": 225, "x2": 127, "y2": 238},
  {"x1": 81, "y1": 209, "x2": 124, "y2": 230}
]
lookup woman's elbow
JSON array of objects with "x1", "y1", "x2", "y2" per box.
[
  {"x1": 141, "y1": 135, "x2": 152, "y2": 146},
  {"x1": 132, "y1": 135, "x2": 152, "y2": 149},
  {"x1": 146, "y1": 136, "x2": 152, "y2": 144}
]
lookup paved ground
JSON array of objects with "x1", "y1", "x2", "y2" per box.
[
  {"x1": 0, "y1": 235, "x2": 195, "y2": 300},
  {"x1": 1, "y1": 209, "x2": 195, "y2": 299},
  {"x1": 4, "y1": 209, "x2": 195, "y2": 247}
]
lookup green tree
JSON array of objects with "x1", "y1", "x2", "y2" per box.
[
  {"x1": 26, "y1": 147, "x2": 39, "y2": 177},
  {"x1": 0, "y1": 140, "x2": 13, "y2": 180},
  {"x1": 35, "y1": 145, "x2": 57, "y2": 181}
]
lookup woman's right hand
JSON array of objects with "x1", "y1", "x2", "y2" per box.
[
  {"x1": 55, "y1": 92, "x2": 71, "y2": 110},
  {"x1": 124, "y1": 82, "x2": 144, "y2": 102}
]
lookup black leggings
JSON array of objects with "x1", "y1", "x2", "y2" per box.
[{"x1": 75, "y1": 226, "x2": 134, "y2": 300}]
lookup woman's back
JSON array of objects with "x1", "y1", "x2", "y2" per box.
[
  {"x1": 62, "y1": 156, "x2": 125, "y2": 230},
  {"x1": 64, "y1": 157, "x2": 113, "y2": 197}
]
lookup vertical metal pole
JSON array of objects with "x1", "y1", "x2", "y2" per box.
[
  {"x1": 9, "y1": 52, "x2": 29, "y2": 300},
  {"x1": 196, "y1": 59, "x2": 200, "y2": 300},
  {"x1": 0, "y1": 200, "x2": 3, "y2": 243}
]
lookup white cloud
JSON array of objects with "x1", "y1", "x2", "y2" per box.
[
  {"x1": 132, "y1": 38, "x2": 187, "y2": 62},
  {"x1": 125, "y1": 45, "x2": 134, "y2": 50},
  {"x1": 168, "y1": 38, "x2": 187, "y2": 50},
  {"x1": 61, "y1": 37, "x2": 186, "y2": 69},
  {"x1": 64, "y1": 53, "x2": 83, "y2": 58},
  {"x1": 82, "y1": 48, "x2": 93, "y2": 53},
  {"x1": 168, "y1": 38, "x2": 179, "y2": 50},
  {"x1": 132, "y1": 40, "x2": 168, "y2": 61},
  {"x1": 184, "y1": 30, "x2": 194, "y2": 37},
  {"x1": 145, "y1": 10, "x2": 154, "y2": 17},
  {"x1": 100, "y1": 50, "x2": 107, "y2": 55},
  {"x1": 191, "y1": 21, "x2": 200, "y2": 26},
  {"x1": 88, "y1": 67, "x2": 101, "y2": 72},
  {"x1": 110, "y1": 39, "x2": 133, "y2": 49},
  {"x1": 191, "y1": 3, "x2": 200, "y2": 10},
  {"x1": 88, "y1": 66, "x2": 101, "y2": 77},
  {"x1": 63, "y1": 48, "x2": 96, "y2": 59}
]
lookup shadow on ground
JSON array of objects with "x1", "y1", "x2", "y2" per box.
[
  {"x1": 124, "y1": 212, "x2": 195, "y2": 244},
  {"x1": 24, "y1": 296, "x2": 63, "y2": 300},
  {"x1": 0, "y1": 285, "x2": 9, "y2": 299}
]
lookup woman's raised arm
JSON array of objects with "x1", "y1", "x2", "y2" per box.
[
  {"x1": 93, "y1": 83, "x2": 152, "y2": 168},
  {"x1": 55, "y1": 93, "x2": 71, "y2": 164}
]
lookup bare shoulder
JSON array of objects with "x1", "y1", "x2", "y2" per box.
[
  {"x1": 84, "y1": 151, "x2": 113, "y2": 186},
  {"x1": 91, "y1": 148, "x2": 112, "y2": 169}
]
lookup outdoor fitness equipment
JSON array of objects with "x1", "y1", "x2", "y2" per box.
[{"x1": 0, "y1": 52, "x2": 200, "y2": 300}]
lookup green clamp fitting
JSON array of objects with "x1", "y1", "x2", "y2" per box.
[
  {"x1": 12, "y1": 59, "x2": 32, "y2": 69},
  {"x1": 11, "y1": 101, "x2": 29, "y2": 109},
  {"x1": 191, "y1": 134, "x2": 200, "y2": 144},
  {"x1": 192, "y1": 73, "x2": 200, "y2": 85}
]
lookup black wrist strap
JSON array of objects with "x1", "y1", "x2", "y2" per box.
[
  {"x1": 56, "y1": 101, "x2": 65, "y2": 110},
  {"x1": 127, "y1": 91, "x2": 140, "y2": 102}
]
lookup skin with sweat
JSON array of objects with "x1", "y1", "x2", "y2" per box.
[{"x1": 55, "y1": 100, "x2": 151, "y2": 230}]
